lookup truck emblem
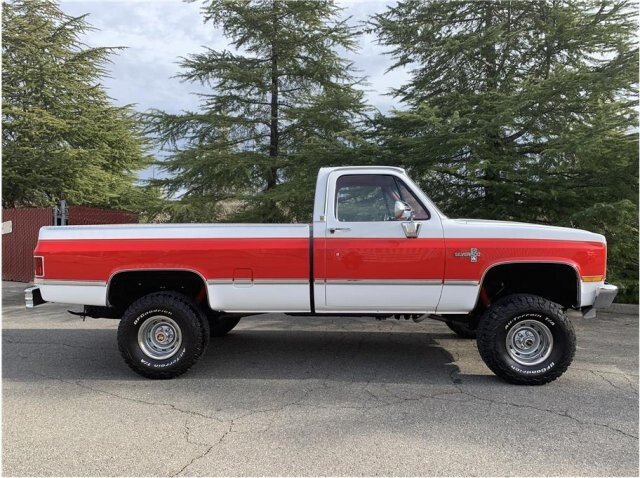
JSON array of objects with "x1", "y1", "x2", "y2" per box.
[{"x1": 454, "y1": 248, "x2": 481, "y2": 263}]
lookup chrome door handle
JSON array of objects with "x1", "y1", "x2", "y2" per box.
[{"x1": 329, "y1": 227, "x2": 351, "y2": 233}]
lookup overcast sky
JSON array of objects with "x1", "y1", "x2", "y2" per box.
[
  {"x1": 58, "y1": 0, "x2": 410, "y2": 180},
  {"x1": 59, "y1": 0, "x2": 409, "y2": 115}
]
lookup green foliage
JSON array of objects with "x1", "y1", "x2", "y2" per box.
[
  {"x1": 372, "y1": 0, "x2": 639, "y2": 302},
  {"x1": 2, "y1": 0, "x2": 158, "y2": 212},
  {"x1": 147, "y1": 0, "x2": 369, "y2": 222},
  {"x1": 571, "y1": 199, "x2": 638, "y2": 302}
]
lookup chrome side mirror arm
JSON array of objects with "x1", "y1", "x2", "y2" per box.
[
  {"x1": 394, "y1": 200, "x2": 420, "y2": 238},
  {"x1": 401, "y1": 221, "x2": 421, "y2": 239}
]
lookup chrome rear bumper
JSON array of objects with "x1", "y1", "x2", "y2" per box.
[{"x1": 25, "y1": 286, "x2": 46, "y2": 308}]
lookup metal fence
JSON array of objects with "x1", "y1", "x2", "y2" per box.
[
  {"x1": 2, "y1": 208, "x2": 53, "y2": 282},
  {"x1": 2, "y1": 205, "x2": 138, "y2": 283},
  {"x1": 67, "y1": 206, "x2": 138, "y2": 226}
]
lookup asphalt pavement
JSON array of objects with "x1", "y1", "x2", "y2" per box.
[{"x1": 2, "y1": 281, "x2": 638, "y2": 476}]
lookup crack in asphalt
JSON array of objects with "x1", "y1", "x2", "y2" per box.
[
  {"x1": 461, "y1": 387, "x2": 638, "y2": 440},
  {"x1": 174, "y1": 383, "x2": 336, "y2": 476},
  {"x1": 591, "y1": 370, "x2": 639, "y2": 396},
  {"x1": 27, "y1": 369, "x2": 246, "y2": 476},
  {"x1": 173, "y1": 419, "x2": 232, "y2": 477},
  {"x1": 4, "y1": 337, "x2": 112, "y2": 352},
  {"x1": 435, "y1": 348, "x2": 639, "y2": 441},
  {"x1": 16, "y1": 326, "x2": 639, "y2": 476},
  {"x1": 572, "y1": 367, "x2": 639, "y2": 379},
  {"x1": 171, "y1": 330, "x2": 462, "y2": 475},
  {"x1": 28, "y1": 370, "x2": 224, "y2": 423}
]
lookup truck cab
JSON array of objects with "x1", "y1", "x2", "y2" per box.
[{"x1": 313, "y1": 166, "x2": 446, "y2": 313}]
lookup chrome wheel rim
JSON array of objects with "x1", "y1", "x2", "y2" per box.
[
  {"x1": 137, "y1": 316, "x2": 182, "y2": 360},
  {"x1": 506, "y1": 319, "x2": 553, "y2": 366}
]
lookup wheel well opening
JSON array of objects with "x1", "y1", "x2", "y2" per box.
[
  {"x1": 479, "y1": 263, "x2": 579, "y2": 310},
  {"x1": 108, "y1": 270, "x2": 207, "y2": 312}
]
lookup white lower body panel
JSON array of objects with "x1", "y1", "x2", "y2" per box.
[
  {"x1": 38, "y1": 283, "x2": 107, "y2": 306},
  {"x1": 319, "y1": 281, "x2": 442, "y2": 313},
  {"x1": 436, "y1": 283, "x2": 481, "y2": 314},
  {"x1": 207, "y1": 283, "x2": 310, "y2": 313}
]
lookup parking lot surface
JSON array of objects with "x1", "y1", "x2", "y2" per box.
[{"x1": 2, "y1": 281, "x2": 638, "y2": 476}]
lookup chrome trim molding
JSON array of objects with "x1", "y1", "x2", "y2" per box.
[
  {"x1": 207, "y1": 279, "x2": 309, "y2": 285},
  {"x1": 320, "y1": 279, "x2": 443, "y2": 285},
  {"x1": 34, "y1": 278, "x2": 107, "y2": 287},
  {"x1": 443, "y1": 280, "x2": 480, "y2": 286},
  {"x1": 316, "y1": 307, "x2": 436, "y2": 313}
]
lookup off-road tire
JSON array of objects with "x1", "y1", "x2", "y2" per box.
[
  {"x1": 446, "y1": 320, "x2": 477, "y2": 339},
  {"x1": 477, "y1": 294, "x2": 576, "y2": 385},
  {"x1": 118, "y1": 292, "x2": 210, "y2": 379},
  {"x1": 207, "y1": 313, "x2": 241, "y2": 338}
]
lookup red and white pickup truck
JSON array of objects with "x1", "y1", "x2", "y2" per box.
[{"x1": 26, "y1": 166, "x2": 618, "y2": 384}]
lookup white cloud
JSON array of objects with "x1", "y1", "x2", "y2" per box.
[
  {"x1": 61, "y1": 1, "x2": 223, "y2": 111},
  {"x1": 60, "y1": 0, "x2": 408, "y2": 113}
]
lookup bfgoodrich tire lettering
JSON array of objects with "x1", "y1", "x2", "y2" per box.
[
  {"x1": 477, "y1": 294, "x2": 576, "y2": 385},
  {"x1": 118, "y1": 292, "x2": 209, "y2": 379}
]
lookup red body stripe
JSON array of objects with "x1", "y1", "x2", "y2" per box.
[
  {"x1": 443, "y1": 238, "x2": 606, "y2": 280},
  {"x1": 316, "y1": 238, "x2": 445, "y2": 280},
  {"x1": 35, "y1": 238, "x2": 310, "y2": 281},
  {"x1": 35, "y1": 237, "x2": 606, "y2": 282}
]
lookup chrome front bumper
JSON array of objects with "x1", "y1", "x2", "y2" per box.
[
  {"x1": 25, "y1": 286, "x2": 46, "y2": 308},
  {"x1": 593, "y1": 283, "x2": 619, "y2": 309},
  {"x1": 582, "y1": 283, "x2": 618, "y2": 318}
]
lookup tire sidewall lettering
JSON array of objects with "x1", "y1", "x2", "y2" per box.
[
  {"x1": 504, "y1": 313, "x2": 555, "y2": 331},
  {"x1": 510, "y1": 361, "x2": 556, "y2": 374},
  {"x1": 133, "y1": 308, "x2": 174, "y2": 326},
  {"x1": 142, "y1": 347, "x2": 187, "y2": 368}
]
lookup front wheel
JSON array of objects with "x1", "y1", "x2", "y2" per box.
[
  {"x1": 476, "y1": 294, "x2": 576, "y2": 385},
  {"x1": 117, "y1": 292, "x2": 210, "y2": 379}
]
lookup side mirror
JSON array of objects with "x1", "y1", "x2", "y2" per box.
[{"x1": 394, "y1": 200, "x2": 414, "y2": 221}]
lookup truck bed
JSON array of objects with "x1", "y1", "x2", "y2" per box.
[{"x1": 35, "y1": 223, "x2": 312, "y2": 311}]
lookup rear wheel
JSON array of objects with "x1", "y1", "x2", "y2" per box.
[
  {"x1": 117, "y1": 292, "x2": 209, "y2": 379},
  {"x1": 477, "y1": 294, "x2": 575, "y2": 385}
]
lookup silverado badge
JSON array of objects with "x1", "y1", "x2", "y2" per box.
[{"x1": 454, "y1": 248, "x2": 481, "y2": 263}]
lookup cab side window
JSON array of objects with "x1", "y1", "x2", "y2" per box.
[
  {"x1": 335, "y1": 175, "x2": 394, "y2": 222},
  {"x1": 335, "y1": 174, "x2": 429, "y2": 222}
]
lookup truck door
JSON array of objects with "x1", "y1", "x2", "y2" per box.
[{"x1": 315, "y1": 170, "x2": 445, "y2": 313}]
